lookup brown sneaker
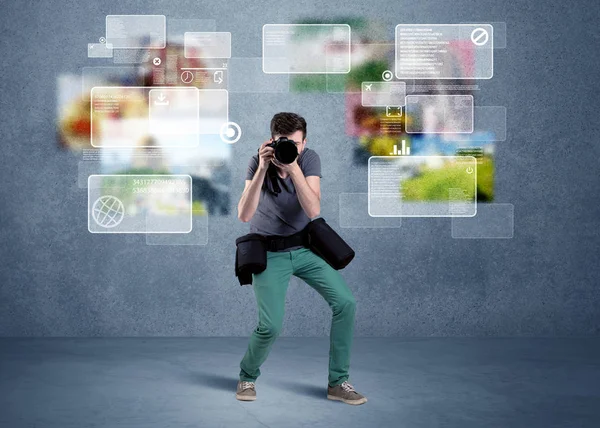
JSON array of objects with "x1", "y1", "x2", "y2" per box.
[
  {"x1": 236, "y1": 380, "x2": 257, "y2": 401},
  {"x1": 327, "y1": 381, "x2": 367, "y2": 405}
]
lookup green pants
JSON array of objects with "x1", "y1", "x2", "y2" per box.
[{"x1": 239, "y1": 247, "x2": 356, "y2": 387}]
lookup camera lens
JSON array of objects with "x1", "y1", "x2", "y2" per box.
[{"x1": 274, "y1": 138, "x2": 298, "y2": 164}]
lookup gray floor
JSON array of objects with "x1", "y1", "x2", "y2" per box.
[{"x1": 0, "y1": 338, "x2": 599, "y2": 428}]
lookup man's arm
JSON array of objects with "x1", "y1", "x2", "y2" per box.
[
  {"x1": 289, "y1": 165, "x2": 321, "y2": 219},
  {"x1": 237, "y1": 141, "x2": 274, "y2": 222},
  {"x1": 237, "y1": 172, "x2": 266, "y2": 222}
]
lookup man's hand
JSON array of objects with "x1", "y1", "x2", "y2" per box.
[
  {"x1": 258, "y1": 139, "x2": 275, "y2": 171},
  {"x1": 271, "y1": 157, "x2": 301, "y2": 176}
]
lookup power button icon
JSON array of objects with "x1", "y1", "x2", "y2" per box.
[{"x1": 466, "y1": 167, "x2": 474, "y2": 174}]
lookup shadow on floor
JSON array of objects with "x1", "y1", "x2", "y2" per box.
[
  {"x1": 188, "y1": 372, "x2": 327, "y2": 399},
  {"x1": 187, "y1": 372, "x2": 239, "y2": 392},
  {"x1": 274, "y1": 380, "x2": 327, "y2": 400},
  {"x1": 188, "y1": 372, "x2": 326, "y2": 400}
]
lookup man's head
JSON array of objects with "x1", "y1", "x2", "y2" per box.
[{"x1": 270, "y1": 112, "x2": 307, "y2": 154}]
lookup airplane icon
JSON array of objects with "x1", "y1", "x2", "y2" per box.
[{"x1": 364, "y1": 84, "x2": 372, "y2": 91}]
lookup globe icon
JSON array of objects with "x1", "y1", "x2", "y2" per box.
[{"x1": 92, "y1": 195, "x2": 125, "y2": 228}]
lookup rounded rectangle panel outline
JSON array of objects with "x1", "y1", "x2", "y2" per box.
[
  {"x1": 105, "y1": 15, "x2": 166, "y2": 49},
  {"x1": 395, "y1": 24, "x2": 493, "y2": 80},
  {"x1": 89, "y1": 87, "x2": 228, "y2": 148},
  {"x1": 146, "y1": 215, "x2": 208, "y2": 245},
  {"x1": 405, "y1": 94, "x2": 474, "y2": 134},
  {"x1": 339, "y1": 193, "x2": 403, "y2": 228},
  {"x1": 184, "y1": 32, "x2": 232, "y2": 59},
  {"x1": 361, "y1": 81, "x2": 407, "y2": 107},
  {"x1": 368, "y1": 156, "x2": 478, "y2": 218},
  {"x1": 451, "y1": 203, "x2": 514, "y2": 239},
  {"x1": 87, "y1": 174, "x2": 193, "y2": 234},
  {"x1": 262, "y1": 24, "x2": 351, "y2": 74}
]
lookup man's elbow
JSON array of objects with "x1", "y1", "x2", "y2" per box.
[
  {"x1": 238, "y1": 207, "x2": 254, "y2": 222},
  {"x1": 308, "y1": 207, "x2": 320, "y2": 219},
  {"x1": 238, "y1": 211, "x2": 250, "y2": 223},
  {"x1": 237, "y1": 206, "x2": 247, "y2": 222}
]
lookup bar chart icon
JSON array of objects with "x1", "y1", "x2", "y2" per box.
[{"x1": 389, "y1": 139, "x2": 410, "y2": 156}]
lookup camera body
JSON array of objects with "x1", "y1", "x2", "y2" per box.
[{"x1": 267, "y1": 137, "x2": 298, "y2": 164}]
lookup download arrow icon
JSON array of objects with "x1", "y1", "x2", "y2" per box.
[{"x1": 153, "y1": 91, "x2": 169, "y2": 106}]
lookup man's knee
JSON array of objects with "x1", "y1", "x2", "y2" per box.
[
  {"x1": 255, "y1": 322, "x2": 282, "y2": 339},
  {"x1": 333, "y1": 294, "x2": 356, "y2": 315}
]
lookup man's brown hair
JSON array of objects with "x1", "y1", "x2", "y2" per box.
[{"x1": 270, "y1": 112, "x2": 307, "y2": 141}]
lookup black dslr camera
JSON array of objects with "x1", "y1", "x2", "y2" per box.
[{"x1": 267, "y1": 137, "x2": 298, "y2": 164}]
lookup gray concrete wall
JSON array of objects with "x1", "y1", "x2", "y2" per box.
[{"x1": 0, "y1": 0, "x2": 598, "y2": 336}]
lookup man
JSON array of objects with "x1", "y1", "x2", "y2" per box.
[{"x1": 236, "y1": 112, "x2": 367, "y2": 405}]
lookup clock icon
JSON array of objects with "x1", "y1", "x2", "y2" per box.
[{"x1": 180, "y1": 71, "x2": 194, "y2": 84}]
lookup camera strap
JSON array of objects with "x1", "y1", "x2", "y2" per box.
[{"x1": 263, "y1": 163, "x2": 281, "y2": 196}]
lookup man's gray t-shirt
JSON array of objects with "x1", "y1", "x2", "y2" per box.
[{"x1": 246, "y1": 148, "x2": 321, "y2": 238}]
